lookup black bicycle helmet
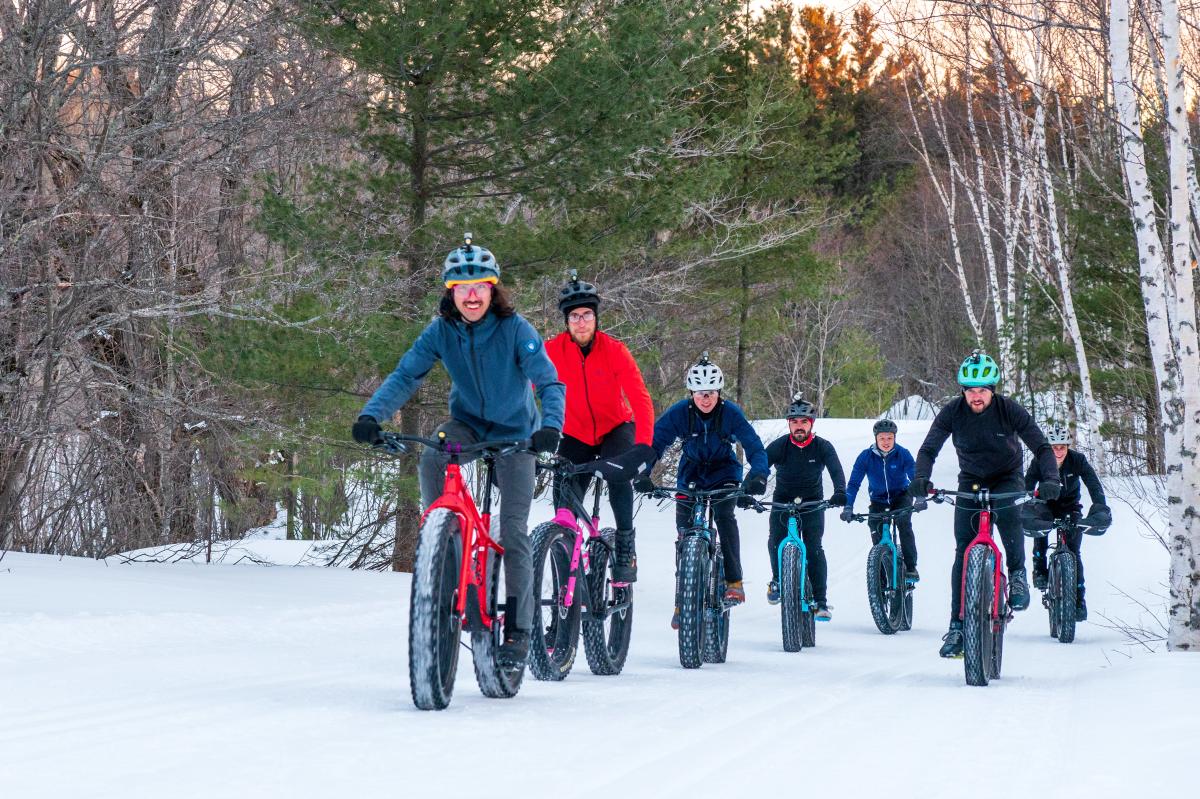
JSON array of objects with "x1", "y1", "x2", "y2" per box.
[
  {"x1": 558, "y1": 269, "x2": 600, "y2": 316},
  {"x1": 873, "y1": 419, "x2": 898, "y2": 436},
  {"x1": 785, "y1": 394, "x2": 817, "y2": 420}
]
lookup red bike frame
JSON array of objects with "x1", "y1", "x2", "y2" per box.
[
  {"x1": 424, "y1": 461, "x2": 504, "y2": 631},
  {"x1": 958, "y1": 506, "x2": 1007, "y2": 622}
]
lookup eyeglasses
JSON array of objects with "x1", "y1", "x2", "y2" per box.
[
  {"x1": 451, "y1": 282, "x2": 493, "y2": 298},
  {"x1": 692, "y1": 390, "x2": 719, "y2": 400},
  {"x1": 567, "y1": 310, "x2": 595, "y2": 324}
]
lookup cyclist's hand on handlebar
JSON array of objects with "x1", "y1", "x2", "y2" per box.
[
  {"x1": 633, "y1": 476, "x2": 655, "y2": 495},
  {"x1": 827, "y1": 489, "x2": 847, "y2": 507},
  {"x1": 839, "y1": 506, "x2": 854, "y2": 523},
  {"x1": 908, "y1": 476, "x2": 930, "y2": 498},
  {"x1": 740, "y1": 472, "x2": 768, "y2": 496},
  {"x1": 1038, "y1": 479, "x2": 1062, "y2": 501},
  {"x1": 352, "y1": 415, "x2": 382, "y2": 445},
  {"x1": 736, "y1": 494, "x2": 756, "y2": 510},
  {"x1": 531, "y1": 427, "x2": 562, "y2": 454}
]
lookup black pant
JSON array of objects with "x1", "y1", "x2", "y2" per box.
[
  {"x1": 768, "y1": 500, "x2": 827, "y2": 603},
  {"x1": 552, "y1": 423, "x2": 635, "y2": 531},
  {"x1": 1032, "y1": 510, "x2": 1085, "y2": 597},
  {"x1": 869, "y1": 493, "x2": 917, "y2": 571},
  {"x1": 675, "y1": 480, "x2": 742, "y2": 582},
  {"x1": 949, "y1": 474, "x2": 1025, "y2": 621}
]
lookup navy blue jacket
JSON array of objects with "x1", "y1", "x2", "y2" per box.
[
  {"x1": 846, "y1": 444, "x2": 915, "y2": 508},
  {"x1": 650, "y1": 398, "x2": 768, "y2": 489},
  {"x1": 361, "y1": 310, "x2": 565, "y2": 440}
]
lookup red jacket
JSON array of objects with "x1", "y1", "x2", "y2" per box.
[{"x1": 546, "y1": 330, "x2": 655, "y2": 446}]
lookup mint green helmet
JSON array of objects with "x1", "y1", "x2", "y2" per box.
[{"x1": 958, "y1": 350, "x2": 1000, "y2": 388}]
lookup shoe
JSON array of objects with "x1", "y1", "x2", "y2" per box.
[
  {"x1": 1009, "y1": 568, "x2": 1031, "y2": 611},
  {"x1": 724, "y1": 580, "x2": 746, "y2": 604},
  {"x1": 496, "y1": 629, "x2": 530, "y2": 669},
  {"x1": 1076, "y1": 595, "x2": 1088, "y2": 622},
  {"x1": 815, "y1": 603, "x2": 832, "y2": 622},
  {"x1": 766, "y1": 580, "x2": 781, "y2": 605},
  {"x1": 612, "y1": 528, "x2": 637, "y2": 583},
  {"x1": 1032, "y1": 561, "x2": 1048, "y2": 591},
  {"x1": 670, "y1": 607, "x2": 680, "y2": 630},
  {"x1": 905, "y1": 567, "x2": 920, "y2": 583},
  {"x1": 939, "y1": 621, "x2": 964, "y2": 658}
]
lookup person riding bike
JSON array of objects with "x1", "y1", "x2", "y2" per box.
[
  {"x1": 764, "y1": 395, "x2": 847, "y2": 621},
  {"x1": 842, "y1": 418, "x2": 918, "y2": 582},
  {"x1": 633, "y1": 354, "x2": 768, "y2": 624},
  {"x1": 351, "y1": 235, "x2": 566, "y2": 668},
  {"x1": 545, "y1": 273, "x2": 655, "y2": 583},
  {"x1": 909, "y1": 351, "x2": 1058, "y2": 658},
  {"x1": 1022, "y1": 425, "x2": 1110, "y2": 621}
]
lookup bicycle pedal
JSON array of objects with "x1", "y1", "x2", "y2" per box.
[{"x1": 610, "y1": 581, "x2": 631, "y2": 589}]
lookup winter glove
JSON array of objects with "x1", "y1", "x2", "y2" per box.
[
  {"x1": 741, "y1": 472, "x2": 768, "y2": 496},
  {"x1": 908, "y1": 477, "x2": 930, "y2": 498},
  {"x1": 633, "y1": 476, "x2": 656, "y2": 495},
  {"x1": 1039, "y1": 479, "x2": 1062, "y2": 502},
  {"x1": 1084, "y1": 503, "x2": 1112, "y2": 531},
  {"x1": 736, "y1": 494, "x2": 757, "y2": 510},
  {"x1": 839, "y1": 506, "x2": 854, "y2": 523},
  {"x1": 827, "y1": 489, "x2": 847, "y2": 507},
  {"x1": 531, "y1": 427, "x2": 562, "y2": 454},
  {"x1": 352, "y1": 415, "x2": 382, "y2": 445}
]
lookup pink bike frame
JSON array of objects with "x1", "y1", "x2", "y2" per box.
[
  {"x1": 958, "y1": 507, "x2": 1007, "y2": 621},
  {"x1": 550, "y1": 506, "x2": 613, "y2": 608}
]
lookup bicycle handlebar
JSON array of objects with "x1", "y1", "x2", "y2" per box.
[
  {"x1": 928, "y1": 488, "x2": 1031, "y2": 506},
  {"x1": 750, "y1": 498, "x2": 830, "y2": 515},
  {"x1": 847, "y1": 504, "x2": 925, "y2": 523},
  {"x1": 641, "y1": 484, "x2": 745, "y2": 503},
  {"x1": 373, "y1": 431, "x2": 530, "y2": 457}
]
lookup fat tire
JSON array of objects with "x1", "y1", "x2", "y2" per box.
[
  {"x1": 471, "y1": 548, "x2": 525, "y2": 699},
  {"x1": 801, "y1": 574, "x2": 817, "y2": 648},
  {"x1": 703, "y1": 540, "x2": 730, "y2": 664},
  {"x1": 582, "y1": 529, "x2": 633, "y2": 675},
  {"x1": 677, "y1": 535, "x2": 708, "y2": 669},
  {"x1": 780, "y1": 543, "x2": 805, "y2": 651},
  {"x1": 866, "y1": 544, "x2": 897, "y2": 635},
  {"x1": 1053, "y1": 552, "x2": 1078, "y2": 644},
  {"x1": 527, "y1": 522, "x2": 580, "y2": 681},
  {"x1": 409, "y1": 508, "x2": 463, "y2": 711},
  {"x1": 963, "y1": 545, "x2": 994, "y2": 687}
]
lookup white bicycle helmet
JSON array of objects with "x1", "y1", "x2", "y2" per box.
[
  {"x1": 685, "y1": 352, "x2": 725, "y2": 392},
  {"x1": 1046, "y1": 425, "x2": 1072, "y2": 445}
]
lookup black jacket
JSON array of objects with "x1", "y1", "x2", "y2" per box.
[
  {"x1": 1025, "y1": 449, "x2": 1106, "y2": 515},
  {"x1": 915, "y1": 394, "x2": 1056, "y2": 483},
  {"x1": 766, "y1": 434, "x2": 846, "y2": 501}
]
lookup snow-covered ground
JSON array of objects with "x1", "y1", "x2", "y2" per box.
[{"x1": 1, "y1": 418, "x2": 1192, "y2": 798}]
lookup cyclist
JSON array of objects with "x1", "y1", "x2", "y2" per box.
[
  {"x1": 1023, "y1": 425, "x2": 1110, "y2": 621},
  {"x1": 908, "y1": 351, "x2": 1059, "y2": 658},
  {"x1": 351, "y1": 236, "x2": 565, "y2": 667},
  {"x1": 764, "y1": 395, "x2": 847, "y2": 621},
  {"x1": 633, "y1": 354, "x2": 768, "y2": 625},
  {"x1": 841, "y1": 418, "x2": 918, "y2": 582},
  {"x1": 546, "y1": 273, "x2": 655, "y2": 583}
]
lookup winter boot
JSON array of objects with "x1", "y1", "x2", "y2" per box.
[
  {"x1": 724, "y1": 580, "x2": 746, "y2": 604},
  {"x1": 815, "y1": 603, "x2": 832, "y2": 622},
  {"x1": 496, "y1": 600, "x2": 530, "y2": 669},
  {"x1": 905, "y1": 567, "x2": 920, "y2": 583},
  {"x1": 612, "y1": 528, "x2": 637, "y2": 583},
  {"x1": 939, "y1": 621, "x2": 964, "y2": 658},
  {"x1": 670, "y1": 607, "x2": 681, "y2": 630},
  {"x1": 766, "y1": 580, "x2": 781, "y2": 605},
  {"x1": 1076, "y1": 588, "x2": 1087, "y2": 621},
  {"x1": 1032, "y1": 557, "x2": 1049, "y2": 591},
  {"x1": 1009, "y1": 568, "x2": 1031, "y2": 611}
]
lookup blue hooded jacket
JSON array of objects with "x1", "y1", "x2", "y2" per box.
[
  {"x1": 650, "y1": 398, "x2": 768, "y2": 488},
  {"x1": 846, "y1": 444, "x2": 915, "y2": 507},
  {"x1": 361, "y1": 310, "x2": 565, "y2": 440}
]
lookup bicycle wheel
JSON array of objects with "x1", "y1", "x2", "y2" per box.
[
  {"x1": 409, "y1": 508, "x2": 464, "y2": 711},
  {"x1": 990, "y1": 572, "x2": 1007, "y2": 679},
  {"x1": 865, "y1": 544, "x2": 897, "y2": 635},
  {"x1": 582, "y1": 529, "x2": 633, "y2": 676},
  {"x1": 703, "y1": 543, "x2": 730, "y2": 664},
  {"x1": 801, "y1": 574, "x2": 816, "y2": 648},
  {"x1": 963, "y1": 545, "x2": 995, "y2": 687},
  {"x1": 677, "y1": 535, "x2": 709, "y2": 669},
  {"x1": 471, "y1": 547, "x2": 525, "y2": 698},
  {"x1": 780, "y1": 543, "x2": 805, "y2": 651},
  {"x1": 528, "y1": 522, "x2": 580, "y2": 681},
  {"x1": 1052, "y1": 552, "x2": 1078, "y2": 644}
]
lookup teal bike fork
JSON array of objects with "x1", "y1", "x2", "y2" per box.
[
  {"x1": 775, "y1": 516, "x2": 813, "y2": 613},
  {"x1": 878, "y1": 520, "x2": 915, "y2": 586}
]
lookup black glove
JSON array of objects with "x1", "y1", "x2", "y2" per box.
[
  {"x1": 840, "y1": 506, "x2": 854, "y2": 523},
  {"x1": 828, "y1": 489, "x2": 847, "y2": 507},
  {"x1": 352, "y1": 415, "x2": 382, "y2": 445},
  {"x1": 633, "y1": 476, "x2": 656, "y2": 495},
  {"x1": 1084, "y1": 503, "x2": 1112, "y2": 530},
  {"x1": 736, "y1": 494, "x2": 756, "y2": 510},
  {"x1": 741, "y1": 473, "x2": 768, "y2": 496},
  {"x1": 1039, "y1": 479, "x2": 1062, "y2": 501},
  {"x1": 531, "y1": 427, "x2": 562, "y2": 454},
  {"x1": 909, "y1": 477, "x2": 930, "y2": 498}
]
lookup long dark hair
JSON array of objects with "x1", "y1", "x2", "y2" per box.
[{"x1": 438, "y1": 282, "x2": 516, "y2": 322}]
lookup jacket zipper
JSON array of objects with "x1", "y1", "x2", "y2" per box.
[
  {"x1": 468, "y1": 324, "x2": 490, "y2": 435},
  {"x1": 580, "y1": 346, "x2": 598, "y2": 443}
]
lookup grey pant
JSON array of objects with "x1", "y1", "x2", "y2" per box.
[{"x1": 419, "y1": 420, "x2": 535, "y2": 631}]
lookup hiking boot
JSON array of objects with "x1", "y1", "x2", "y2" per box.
[
  {"x1": 612, "y1": 528, "x2": 637, "y2": 583},
  {"x1": 815, "y1": 603, "x2": 832, "y2": 622},
  {"x1": 766, "y1": 580, "x2": 781, "y2": 605},
  {"x1": 939, "y1": 621, "x2": 964, "y2": 658},
  {"x1": 1076, "y1": 594, "x2": 1088, "y2": 622},
  {"x1": 905, "y1": 567, "x2": 920, "y2": 583},
  {"x1": 1009, "y1": 568, "x2": 1031, "y2": 611},
  {"x1": 1032, "y1": 560, "x2": 1049, "y2": 591},
  {"x1": 496, "y1": 609, "x2": 530, "y2": 670},
  {"x1": 724, "y1": 580, "x2": 746, "y2": 604},
  {"x1": 670, "y1": 607, "x2": 681, "y2": 630}
]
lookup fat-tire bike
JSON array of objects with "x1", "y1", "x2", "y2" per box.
[
  {"x1": 1027, "y1": 505, "x2": 1108, "y2": 644},
  {"x1": 750, "y1": 498, "x2": 828, "y2": 652},
  {"x1": 373, "y1": 430, "x2": 530, "y2": 711},
  {"x1": 644, "y1": 483, "x2": 744, "y2": 669},
  {"x1": 527, "y1": 456, "x2": 634, "y2": 680},
  {"x1": 847, "y1": 504, "x2": 923, "y2": 635},
  {"x1": 929, "y1": 487, "x2": 1030, "y2": 686}
]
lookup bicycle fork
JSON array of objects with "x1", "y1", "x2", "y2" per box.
[
  {"x1": 776, "y1": 517, "x2": 812, "y2": 612},
  {"x1": 958, "y1": 508, "x2": 1006, "y2": 623}
]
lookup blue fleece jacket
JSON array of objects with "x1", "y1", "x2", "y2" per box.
[
  {"x1": 361, "y1": 311, "x2": 565, "y2": 440},
  {"x1": 846, "y1": 444, "x2": 915, "y2": 507},
  {"x1": 650, "y1": 398, "x2": 768, "y2": 488}
]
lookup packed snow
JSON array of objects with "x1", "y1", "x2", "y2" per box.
[{"x1": 1, "y1": 418, "x2": 1192, "y2": 798}]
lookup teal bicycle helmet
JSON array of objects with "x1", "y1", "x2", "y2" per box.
[{"x1": 957, "y1": 350, "x2": 1000, "y2": 388}]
